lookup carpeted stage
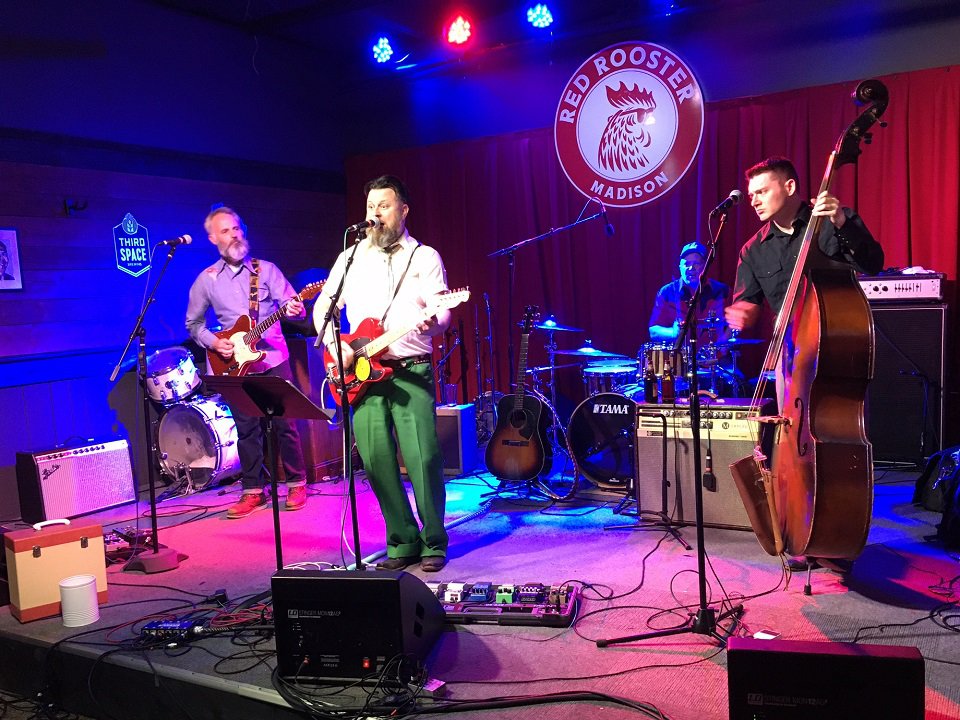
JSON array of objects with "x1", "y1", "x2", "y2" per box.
[{"x1": 1, "y1": 463, "x2": 958, "y2": 720}]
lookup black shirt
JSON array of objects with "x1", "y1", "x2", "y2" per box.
[{"x1": 732, "y1": 203, "x2": 884, "y2": 314}]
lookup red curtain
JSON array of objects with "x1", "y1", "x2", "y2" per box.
[{"x1": 346, "y1": 65, "x2": 960, "y2": 403}]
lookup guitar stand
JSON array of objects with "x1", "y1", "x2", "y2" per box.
[{"x1": 604, "y1": 411, "x2": 690, "y2": 551}]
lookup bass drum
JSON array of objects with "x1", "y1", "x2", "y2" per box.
[
  {"x1": 567, "y1": 392, "x2": 636, "y2": 490},
  {"x1": 157, "y1": 396, "x2": 240, "y2": 488}
]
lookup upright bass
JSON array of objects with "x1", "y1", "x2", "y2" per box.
[{"x1": 731, "y1": 79, "x2": 889, "y2": 560}]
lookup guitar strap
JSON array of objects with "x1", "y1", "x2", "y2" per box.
[
  {"x1": 248, "y1": 258, "x2": 260, "y2": 324},
  {"x1": 379, "y1": 243, "x2": 420, "y2": 325}
]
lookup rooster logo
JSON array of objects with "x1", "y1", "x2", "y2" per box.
[{"x1": 598, "y1": 83, "x2": 657, "y2": 172}]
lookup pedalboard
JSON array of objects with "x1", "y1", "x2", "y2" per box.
[{"x1": 425, "y1": 581, "x2": 579, "y2": 627}]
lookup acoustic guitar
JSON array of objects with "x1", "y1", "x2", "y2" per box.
[{"x1": 484, "y1": 306, "x2": 552, "y2": 481}]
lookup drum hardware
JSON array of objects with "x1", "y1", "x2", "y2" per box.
[
  {"x1": 145, "y1": 347, "x2": 202, "y2": 404},
  {"x1": 474, "y1": 292, "x2": 498, "y2": 445}
]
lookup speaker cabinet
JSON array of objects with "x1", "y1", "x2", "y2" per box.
[
  {"x1": 728, "y1": 637, "x2": 924, "y2": 719},
  {"x1": 868, "y1": 304, "x2": 948, "y2": 463},
  {"x1": 400, "y1": 403, "x2": 478, "y2": 477},
  {"x1": 635, "y1": 401, "x2": 772, "y2": 529},
  {"x1": 16, "y1": 439, "x2": 136, "y2": 524},
  {"x1": 272, "y1": 569, "x2": 445, "y2": 680}
]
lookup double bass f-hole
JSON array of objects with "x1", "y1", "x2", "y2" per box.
[{"x1": 794, "y1": 396, "x2": 808, "y2": 457}]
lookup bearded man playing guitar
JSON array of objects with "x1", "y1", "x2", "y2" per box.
[
  {"x1": 314, "y1": 175, "x2": 453, "y2": 573},
  {"x1": 186, "y1": 206, "x2": 309, "y2": 518}
]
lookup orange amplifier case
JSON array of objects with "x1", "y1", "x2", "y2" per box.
[{"x1": 3, "y1": 519, "x2": 108, "y2": 622}]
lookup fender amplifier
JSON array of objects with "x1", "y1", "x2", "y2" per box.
[{"x1": 16, "y1": 439, "x2": 136, "y2": 524}]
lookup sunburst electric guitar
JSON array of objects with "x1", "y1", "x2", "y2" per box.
[
  {"x1": 207, "y1": 281, "x2": 325, "y2": 377},
  {"x1": 324, "y1": 288, "x2": 471, "y2": 407}
]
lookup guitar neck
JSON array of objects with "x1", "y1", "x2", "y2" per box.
[
  {"x1": 514, "y1": 333, "x2": 531, "y2": 408},
  {"x1": 246, "y1": 293, "x2": 301, "y2": 344}
]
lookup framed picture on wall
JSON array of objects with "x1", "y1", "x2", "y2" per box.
[{"x1": 0, "y1": 228, "x2": 23, "y2": 290}]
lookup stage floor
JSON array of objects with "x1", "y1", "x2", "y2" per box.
[{"x1": 1, "y1": 464, "x2": 958, "y2": 720}]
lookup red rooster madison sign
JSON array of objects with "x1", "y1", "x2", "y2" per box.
[{"x1": 554, "y1": 41, "x2": 704, "y2": 208}]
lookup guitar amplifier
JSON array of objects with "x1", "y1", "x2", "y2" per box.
[
  {"x1": 16, "y1": 439, "x2": 136, "y2": 524},
  {"x1": 634, "y1": 400, "x2": 773, "y2": 529},
  {"x1": 399, "y1": 403, "x2": 478, "y2": 477}
]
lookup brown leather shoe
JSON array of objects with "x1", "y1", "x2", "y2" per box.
[
  {"x1": 376, "y1": 556, "x2": 419, "y2": 571},
  {"x1": 420, "y1": 556, "x2": 446, "y2": 573},
  {"x1": 226, "y1": 492, "x2": 268, "y2": 519},
  {"x1": 285, "y1": 485, "x2": 307, "y2": 511}
]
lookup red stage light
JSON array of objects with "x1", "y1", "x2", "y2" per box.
[{"x1": 446, "y1": 14, "x2": 472, "y2": 46}]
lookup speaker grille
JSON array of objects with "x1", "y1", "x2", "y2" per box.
[
  {"x1": 16, "y1": 439, "x2": 136, "y2": 524},
  {"x1": 868, "y1": 304, "x2": 947, "y2": 462}
]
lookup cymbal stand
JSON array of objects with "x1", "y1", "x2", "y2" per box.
[{"x1": 541, "y1": 328, "x2": 569, "y2": 460}]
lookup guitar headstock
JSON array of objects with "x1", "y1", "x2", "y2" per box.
[
  {"x1": 520, "y1": 305, "x2": 540, "y2": 334},
  {"x1": 298, "y1": 281, "x2": 326, "y2": 302},
  {"x1": 433, "y1": 287, "x2": 471, "y2": 310}
]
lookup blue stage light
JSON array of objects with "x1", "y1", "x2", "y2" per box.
[
  {"x1": 526, "y1": 4, "x2": 553, "y2": 29},
  {"x1": 372, "y1": 37, "x2": 393, "y2": 63}
]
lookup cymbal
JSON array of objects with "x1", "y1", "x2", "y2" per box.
[
  {"x1": 714, "y1": 337, "x2": 764, "y2": 347},
  {"x1": 555, "y1": 345, "x2": 627, "y2": 359},
  {"x1": 534, "y1": 319, "x2": 583, "y2": 332}
]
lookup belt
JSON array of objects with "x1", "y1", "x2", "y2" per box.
[{"x1": 380, "y1": 354, "x2": 432, "y2": 369}]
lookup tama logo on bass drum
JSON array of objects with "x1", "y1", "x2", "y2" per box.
[{"x1": 593, "y1": 402, "x2": 631, "y2": 415}]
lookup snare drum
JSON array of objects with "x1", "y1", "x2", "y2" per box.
[
  {"x1": 157, "y1": 396, "x2": 240, "y2": 486},
  {"x1": 146, "y1": 347, "x2": 201, "y2": 404},
  {"x1": 582, "y1": 361, "x2": 639, "y2": 396}
]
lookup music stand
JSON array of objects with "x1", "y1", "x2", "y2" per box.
[{"x1": 202, "y1": 374, "x2": 334, "y2": 573}]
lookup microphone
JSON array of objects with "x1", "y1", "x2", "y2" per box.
[
  {"x1": 346, "y1": 217, "x2": 381, "y2": 233},
  {"x1": 709, "y1": 189, "x2": 743, "y2": 217},
  {"x1": 597, "y1": 199, "x2": 615, "y2": 236},
  {"x1": 702, "y1": 437, "x2": 717, "y2": 492},
  {"x1": 158, "y1": 234, "x2": 192, "y2": 246}
]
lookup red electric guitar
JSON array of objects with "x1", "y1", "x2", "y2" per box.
[
  {"x1": 207, "y1": 281, "x2": 325, "y2": 377},
  {"x1": 324, "y1": 288, "x2": 471, "y2": 407}
]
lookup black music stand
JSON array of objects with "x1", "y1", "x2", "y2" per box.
[{"x1": 202, "y1": 374, "x2": 334, "y2": 573}]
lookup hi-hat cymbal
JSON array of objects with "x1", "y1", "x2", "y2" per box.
[
  {"x1": 525, "y1": 362, "x2": 581, "y2": 374},
  {"x1": 555, "y1": 344, "x2": 627, "y2": 359}
]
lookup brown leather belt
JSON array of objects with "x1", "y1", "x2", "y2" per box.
[{"x1": 380, "y1": 354, "x2": 432, "y2": 369}]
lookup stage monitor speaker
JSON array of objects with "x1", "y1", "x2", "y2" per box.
[
  {"x1": 728, "y1": 637, "x2": 924, "y2": 719},
  {"x1": 272, "y1": 569, "x2": 445, "y2": 681},
  {"x1": 868, "y1": 304, "x2": 948, "y2": 463},
  {"x1": 399, "y1": 403, "x2": 478, "y2": 477},
  {"x1": 635, "y1": 401, "x2": 773, "y2": 530},
  {"x1": 16, "y1": 439, "x2": 136, "y2": 524}
]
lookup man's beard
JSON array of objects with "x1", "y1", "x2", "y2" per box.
[
  {"x1": 222, "y1": 239, "x2": 249, "y2": 264},
  {"x1": 369, "y1": 224, "x2": 401, "y2": 249}
]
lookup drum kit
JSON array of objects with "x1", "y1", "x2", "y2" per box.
[
  {"x1": 145, "y1": 347, "x2": 240, "y2": 495},
  {"x1": 518, "y1": 314, "x2": 759, "y2": 490}
]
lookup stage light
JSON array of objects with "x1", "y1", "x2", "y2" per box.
[
  {"x1": 372, "y1": 36, "x2": 393, "y2": 63},
  {"x1": 526, "y1": 4, "x2": 553, "y2": 29},
  {"x1": 446, "y1": 14, "x2": 472, "y2": 46}
]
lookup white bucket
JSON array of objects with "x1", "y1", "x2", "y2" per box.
[{"x1": 59, "y1": 574, "x2": 100, "y2": 627}]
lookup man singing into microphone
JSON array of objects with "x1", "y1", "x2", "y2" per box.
[
  {"x1": 185, "y1": 206, "x2": 309, "y2": 518},
  {"x1": 314, "y1": 175, "x2": 451, "y2": 572}
]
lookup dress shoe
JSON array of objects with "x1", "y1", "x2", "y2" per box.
[
  {"x1": 376, "y1": 556, "x2": 419, "y2": 571},
  {"x1": 420, "y1": 556, "x2": 446, "y2": 573}
]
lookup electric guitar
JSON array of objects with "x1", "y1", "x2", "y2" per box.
[
  {"x1": 484, "y1": 306, "x2": 552, "y2": 481},
  {"x1": 324, "y1": 288, "x2": 471, "y2": 407},
  {"x1": 207, "y1": 281, "x2": 325, "y2": 377}
]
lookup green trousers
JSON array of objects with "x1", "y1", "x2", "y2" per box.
[{"x1": 353, "y1": 362, "x2": 448, "y2": 559}]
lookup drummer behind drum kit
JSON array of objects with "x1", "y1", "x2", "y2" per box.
[
  {"x1": 518, "y1": 316, "x2": 759, "y2": 492},
  {"x1": 145, "y1": 347, "x2": 241, "y2": 495}
]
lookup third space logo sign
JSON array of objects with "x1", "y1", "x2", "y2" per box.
[{"x1": 554, "y1": 41, "x2": 704, "y2": 208}]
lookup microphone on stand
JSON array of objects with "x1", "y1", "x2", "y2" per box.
[
  {"x1": 158, "y1": 234, "x2": 192, "y2": 246},
  {"x1": 709, "y1": 189, "x2": 743, "y2": 217},
  {"x1": 702, "y1": 432, "x2": 717, "y2": 492},
  {"x1": 594, "y1": 198, "x2": 615, "y2": 236},
  {"x1": 346, "y1": 217, "x2": 381, "y2": 233}
]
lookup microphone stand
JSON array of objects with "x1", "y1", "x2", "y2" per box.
[
  {"x1": 315, "y1": 229, "x2": 365, "y2": 569},
  {"x1": 488, "y1": 198, "x2": 606, "y2": 389},
  {"x1": 597, "y1": 209, "x2": 742, "y2": 648},
  {"x1": 109, "y1": 245, "x2": 185, "y2": 573}
]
